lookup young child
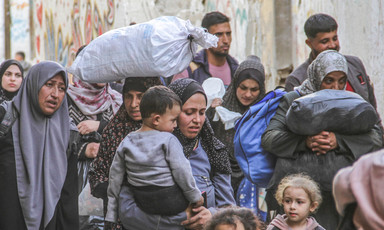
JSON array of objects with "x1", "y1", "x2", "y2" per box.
[
  {"x1": 204, "y1": 207, "x2": 264, "y2": 230},
  {"x1": 267, "y1": 174, "x2": 325, "y2": 230},
  {"x1": 105, "y1": 85, "x2": 203, "y2": 223}
]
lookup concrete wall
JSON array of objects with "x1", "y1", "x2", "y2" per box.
[
  {"x1": 0, "y1": 0, "x2": 4, "y2": 62},
  {"x1": 291, "y1": 0, "x2": 384, "y2": 128},
  {"x1": 32, "y1": 0, "x2": 131, "y2": 66},
  {"x1": 10, "y1": 0, "x2": 30, "y2": 61},
  {"x1": 1, "y1": 0, "x2": 383, "y2": 116}
]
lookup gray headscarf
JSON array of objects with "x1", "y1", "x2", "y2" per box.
[
  {"x1": 12, "y1": 61, "x2": 70, "y2": 229},
  {"x1": 295, "y1": 50, "x2": 348, "y2": 96}
]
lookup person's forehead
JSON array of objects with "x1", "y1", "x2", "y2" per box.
[
  {"x1": 49, "y1": 74, "x2": 65, "y2": 84},
  {"x1": 126, "y1": 90, "x2": 143, "y2": 96},
  {"x1": 183, "y1": 94, "x2": 206, "y2": 109},
  {"x1": 6, "y1": 64, "x2": 21, "y2": 72},
  {"x1": 208, "y1": 22, "x2": 231, "y2": 33},
  {"x1": 313, "y1": 30, "x2": 338, "y2": 40}
]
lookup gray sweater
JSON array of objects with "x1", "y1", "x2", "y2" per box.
[{"x1": 106, "y1": 130, "x2": 201, "y2": 222}]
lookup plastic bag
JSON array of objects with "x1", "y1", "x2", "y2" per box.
[
  {"x1": 202, "y1": 78, "x2": 241, "y2": 129},
  {"x1": 286, "y1": 89, "x2": 378, "y2": 136},
  {"x1": 213, "y1": 106, "x2": 242, "y2": 130},
  {"x1": 202, "y1": 78, "x2": 226, "y2": 108},
  {"x1": 68, "y1": 16, "x2": 218, "y2": 83},
  {"x1": 78, "y1": 182, "x2": 104, "y2": 216}
]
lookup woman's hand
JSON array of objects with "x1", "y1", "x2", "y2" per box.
[
  {"x1": 77, "y1": 120, "x2": 100, "y2": 135},
  {"x1": 85, "y1": 142, "x2": 100, "y2": 158},
  {"x1": 181, "y1": 206, "x2": 212, "y2": 230},
  {"x1": 210, "y1": 98, "x2": 223, "y2": 108},
  {"x1": 306, "y1": 131, "x2": 338, "y2": 155}
]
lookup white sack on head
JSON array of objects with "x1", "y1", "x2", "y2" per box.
[{"x1": 67, "y1": 16, "x2": 218, "y2": 83}]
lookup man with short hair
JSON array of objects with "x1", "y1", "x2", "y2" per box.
[
  {"x1": 285, "y1": 13, "x2": 378, "y2": 111},
  {"x1": 285, "y1": 13, "x2": 376, "y2": 108},
  {"x1": 172, "y1": 11, "x2": 238, "y2": 87},
  {"x1": 286, "y1": 13, "x2": 384, "y2": 153}
]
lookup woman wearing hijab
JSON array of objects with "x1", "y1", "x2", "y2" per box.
[
  {"x1": 67, "y1": 76, "x2": 122, "y2": 193},
  {"x1": 88, "y1": 77, "x2": 163, "y2": 229},
  {"x1": 68, "y1": 77, "x2": 123, "y2": 230},
  {"x1": 0, "y1": 59, "x2": 24, "y2": 103},
  {"x1": 207, "y1": 55, "x2": 266, "y2": 196},
  {"x1": 261, "y1": 50, "x2": 382, "y2": 229},
  {"x1": 0, "y1": 61, "x2": 78, "y2": 229},
  {"x1": 114, "y1": 78, "x2": 235, "y2": 230}
]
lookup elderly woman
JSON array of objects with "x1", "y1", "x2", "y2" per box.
[
  {"x1": 0, "y1": 61, "x2": 78, "y2": 229},
  {"x1": 261, "y1": 50, "x2": 382, "y2": 229},
  {"x1": 88, "y1": 77, "x2": 162, "y2": 229},
  {"x1": 0, "y1": 59, "x2": 24, "y2": 103},
  {"x1": 207, "y1": 55, "x2": 266, "y2": 196},
  {"x1": 115, "y1": 78, "x2": 235, "y2": 230}
]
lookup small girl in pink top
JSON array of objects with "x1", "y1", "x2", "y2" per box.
[{"x1": 267, "y1": 174, "x2": 325, "y2": 230}]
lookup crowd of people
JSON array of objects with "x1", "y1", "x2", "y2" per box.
[{"x1": 0, "y1": 11, "x2": 383, "y2": 230}]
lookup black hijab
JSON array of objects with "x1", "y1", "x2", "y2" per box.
[
  {"x1": 169, "y1": 78, "x2": 231, "y2": 175},
  {"x1": 0, "y1": 59, "x2": 24, "y2": 101},
  {"x1": 222, "y1": 55, "x2": 265, "y2": 114}
]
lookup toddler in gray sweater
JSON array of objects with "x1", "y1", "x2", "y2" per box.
[{"x1": 106, "y1": 86, "x2": 203, "y2": 222}]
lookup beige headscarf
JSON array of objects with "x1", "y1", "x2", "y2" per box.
[
  {"x1": 333, "y1": 149, "x2": 384, "y2": 230},
  {"x1": 295, "y1": 50, "x2": 348, "y2": 96}
]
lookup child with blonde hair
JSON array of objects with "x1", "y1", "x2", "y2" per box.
[{"x1": 267, "y1": 174, "x2": 325, "y2": 230}]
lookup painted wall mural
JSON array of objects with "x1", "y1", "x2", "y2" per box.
[
  {"x1": 3, "y1": 0, "x2": 382, "y2": 119},
  {"x1": 10, "y1": 0, "x2": 30, "y2": 60},
  {"x1": 35, "y1": 0, "x2": 117, "y2": 67}
]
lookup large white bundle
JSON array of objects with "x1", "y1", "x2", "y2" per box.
[{"x1": 68, "y1": 16, "x2": 218, "y2": 83}]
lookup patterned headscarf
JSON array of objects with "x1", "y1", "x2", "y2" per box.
[
  {"x1": 89, "y1": 77, "x2": 162, "y2": 194},
  {"x1": 0, "y1": 59, "x2": 24, "y2": 102},
  {"x1": 223, "y1": 55, "x2": 265, "y2": 114},
  {"x1": 169, "y1": 78, "x2": 231, "y2": 175},
  {"x1": 67, "y1": 77, "x2": 122, "y2": 119},
  {"x1": 296, "y1": 50, "x2": 348, "y2": 96}
]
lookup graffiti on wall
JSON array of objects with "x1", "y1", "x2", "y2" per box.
[
  {"x1": 10, "y1": 0, "x2": 30, "y2": 59},
  {"x1": 36, "y1": 0, "x2": 115, "y2": 66}
]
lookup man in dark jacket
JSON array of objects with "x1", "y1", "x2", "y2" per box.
[
  {"x1": 285, "y1": 13, "x2": 378, "y2": 111},
  {"x1": 172, "y1": 11, "x2": 238, "y2": 87}
]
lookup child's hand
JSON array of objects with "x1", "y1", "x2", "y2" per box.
[{"x1": 192, "y1": 196, "x2": 204, "y2": 208}]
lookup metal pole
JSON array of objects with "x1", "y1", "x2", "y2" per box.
[{"x1": 4, "y1": 0, "x2": 10, "y2": 59}]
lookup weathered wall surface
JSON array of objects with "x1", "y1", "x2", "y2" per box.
[
  {"x1": 32, "y1": 0, "x2": 129, "y2": 67},
  {"x1": 10, "y1": 0, "x2": 30, "y2": 61},
  {"x1": 1, "y1": 0, "x2": 383, "y2": 117},
  {"x1": 291, "y1": 0, "x2": 384, "y2": 129},
  {"x1": 0, "y1": 0, "x2": 4, "y2": 62}
]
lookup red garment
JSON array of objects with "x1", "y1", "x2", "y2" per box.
[{"x1": 346, "y1": 81, "x2": 355, "y2": 92}]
